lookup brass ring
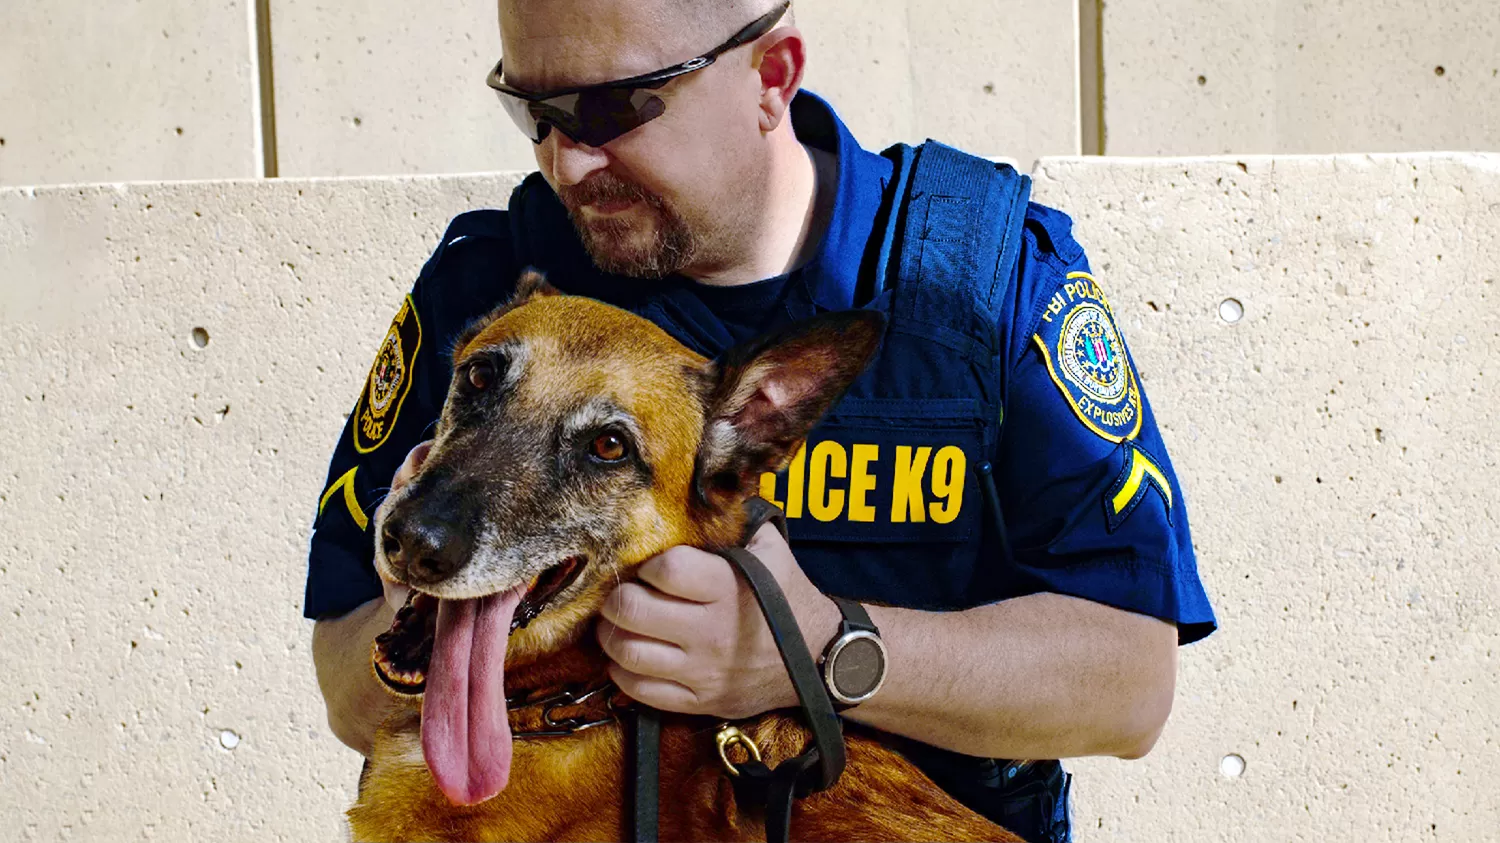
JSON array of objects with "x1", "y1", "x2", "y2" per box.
[{"x1": 715, "y1": 724, "x2": 762, "y2": 777}]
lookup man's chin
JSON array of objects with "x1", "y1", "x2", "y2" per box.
[
  {"x1": 567, "y1": 201, "x2": 694, "y2": 278},
  {"x1": 580, "y1": 226, "x2": 670, "y2": 277}
]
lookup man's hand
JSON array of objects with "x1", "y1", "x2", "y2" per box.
[{"x1": 595, "y1": 522, "x2": 840, "y2": 720}]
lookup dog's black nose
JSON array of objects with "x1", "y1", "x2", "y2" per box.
[{"x1": 382, "y1": 496, "x2": 475, "y2": 586}]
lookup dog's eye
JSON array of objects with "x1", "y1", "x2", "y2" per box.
[
  {"x1": 466, "y1": 361, "x2": 494, "y2": 392},
  {"x1": 589, "y1": 432, "x2": 629, "y2": 463}
]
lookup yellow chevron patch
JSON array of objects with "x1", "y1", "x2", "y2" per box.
[
  {"x1": 318, "y1": 466, "x2": 369, "y2": 531},
  {"x1": 1105, "y1": 446, "x2": 1172, "y2": 532}
]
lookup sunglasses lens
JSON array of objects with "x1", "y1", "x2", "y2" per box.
[
  {"x1": 493, "y1": 89, "x2": 549, "y2": 142},
  {"x1": 570, "y1": 88, "x2": 665, "y2": 147},
  {"x1": 495, "y1": 87, "x2": 665, "y2": 147}
]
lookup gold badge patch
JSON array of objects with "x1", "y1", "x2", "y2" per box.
[
  {"x1": 1033, "y1": 271, "x2": 1143, "y2": 443},
  {"x1": 353, "y1": 295, "x2": 421, "y2": 454}
]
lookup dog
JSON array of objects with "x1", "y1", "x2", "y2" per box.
[{"x1": 347, "y1": 271, "x2": 1023, "y2": 842}]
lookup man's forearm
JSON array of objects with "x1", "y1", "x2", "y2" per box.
[
  {"x1": 312, "y1": 596, "x2": 400, "y2": 757},
  {"x1": 843, "y1": 592, "x2": 1178, "y2": 760}
]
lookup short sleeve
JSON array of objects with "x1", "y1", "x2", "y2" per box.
[
  {"x1": 302, "y1": 211, "x2": 519, "y2": 620},
  {"x1": 993, "y1": 204, "x2": 1217, "y2": 644}
]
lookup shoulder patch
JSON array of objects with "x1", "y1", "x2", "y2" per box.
[
  {"x1": 1032, "y1": 271, "x2": 1142, "y2": 442},
  {"x1": 353, "y1": 295, "x2": 422, "y2": 454}
]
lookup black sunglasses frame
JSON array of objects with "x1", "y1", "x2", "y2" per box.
[{"x1": 486, "y1": 0, "x2": 791, "y2": 145}]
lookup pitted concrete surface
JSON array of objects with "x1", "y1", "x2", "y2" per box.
[
  {"x1": 1, "y1": 157, "x2": 1497, "y2": 840},
  {"x1": 0, "y1": 1, "x2": 259, "y2": 186},
  {"x1": 798, "y1": 0, "x2": 1079, "y2": 165},
  {"x1": 268, "y1": 0, "x2": 539, "y2": 178},
  {"x1": 1103, "y1": 0, "x2": 1500, "y2": 155}
]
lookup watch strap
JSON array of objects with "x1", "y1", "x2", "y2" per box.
[{"x1": 829, "y1": 595, "x2": 877, "y2": 636}]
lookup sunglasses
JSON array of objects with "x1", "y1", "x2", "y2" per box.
[{"x1": 486, "y1": 1, "x2": 791, "y2": 148}]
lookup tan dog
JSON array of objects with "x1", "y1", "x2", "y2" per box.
[{"x1": 348, "y1": 272, "x2": 1022, "y2": 842}]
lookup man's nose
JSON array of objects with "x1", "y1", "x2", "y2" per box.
[
  {"x1": 381, "y1": 487, "x2": 476, "y2": 586},
  {"x1": 542, "y1": 129, "x2": 611, "y2": 187}
]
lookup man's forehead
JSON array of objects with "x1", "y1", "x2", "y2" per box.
[
  {"x1": 497, "y1": 0, "x2": 769, "y2": 89},
  {"x1": 498, "y1": 0, "x2": 692, "y2": 87}
]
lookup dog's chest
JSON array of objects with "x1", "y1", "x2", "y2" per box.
[{"x1": 351, "y1": 720, "x2": 629, "y2": 842}]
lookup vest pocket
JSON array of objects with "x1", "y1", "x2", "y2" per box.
[{"x1": 758, "y1": 398, "x2": 988, "y2": 544}]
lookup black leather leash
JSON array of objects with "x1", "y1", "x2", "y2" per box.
[
  {"x1": 632, "y1": 498, "x2": 848, "y2": 843},
  {"x1": 630, "y1": 705, "x2": 660, "y2": 843}
]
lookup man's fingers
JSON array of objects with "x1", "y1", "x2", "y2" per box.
[
  {"x1": 381, "y1": 578, "x2": 411, "y2": 612},
  {"x1": 391, "y1": 440, "x2": 434, "y2": 492},
  {"x1": 635, "y1": 545, "x2": 740, "y2": 604},
  {"x1": 599, "y1": 581, "x2": 708, "y2": 645},
  {"x1": 606, "y1": 663, "x2": 702, "y2": 715},
  {"x1": 595, "y1": 619, "x2": 688, "y2": 679}
]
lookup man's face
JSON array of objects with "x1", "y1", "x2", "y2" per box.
[{"x1": 498, "y1": 0, "x2": 774, "y2": 279}]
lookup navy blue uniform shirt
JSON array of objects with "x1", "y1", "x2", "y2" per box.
[{"x1": 305, "y1": 92, "x2": 1217, "y2": 650}]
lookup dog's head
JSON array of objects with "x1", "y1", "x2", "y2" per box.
[{"x1": 367, "y1": 270, "x2": 882, "y2": 804}]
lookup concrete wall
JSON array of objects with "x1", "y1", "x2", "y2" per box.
[
  {"x1": 1102, "y1": 0, "x2": 1500, "y2": 155},
  {"x1": 3, "y1": 157, "x2": 1497, "y2": 840},
  {"x1": 267, "y1": 0, "x2": 536, "y2": 178},
  {"x1": 0, "y1": 0, "x2": 262, "y2": 185},
  {"x1": 6, "y1": 1, "x2": 1498, "y2": 186}
]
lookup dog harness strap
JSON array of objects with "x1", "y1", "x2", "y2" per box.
[
  {"x1": 764, "y1": 751, "x2": 821, "y2": 843},
  {"x1": 630, "y1": 706, "x2": 661, "y2": 843}
]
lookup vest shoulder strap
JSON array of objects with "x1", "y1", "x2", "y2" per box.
[{"x1": 878, "y1": 140, "x2": 1032, "y2": 336}]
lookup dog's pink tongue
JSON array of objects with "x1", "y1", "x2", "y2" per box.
[{"x1": 421, "y1": 589, "x2": 524, "y2": 806}]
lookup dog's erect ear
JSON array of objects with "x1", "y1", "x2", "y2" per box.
[
  {"x1": 452, "y1": 268, "x2": 561, "y2": 358},
  {"x1": 512, "y1": 268, "x2": 561, "y2": 303},
  {"x1": 694, "y1": 311, "x2": 886, "y2": 510}
]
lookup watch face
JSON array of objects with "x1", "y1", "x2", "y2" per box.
[{"x1": 830, "y1": 633, "x2": 887, "y2": 702}]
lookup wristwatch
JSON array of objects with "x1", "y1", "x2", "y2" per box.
[{"x1": 819, "y1": 597, "x2": 888, "y2": 709}]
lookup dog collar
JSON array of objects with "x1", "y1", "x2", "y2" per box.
[{"x1": 506, "y1": 680, "x2": 630, "y2": 739}]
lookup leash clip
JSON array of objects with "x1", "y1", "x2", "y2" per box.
[{"x1": 715, "y1": 724, "x2": 763, "y2": 777}]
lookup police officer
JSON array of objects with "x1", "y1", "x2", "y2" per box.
[{"x1": 307, "y1": 1, "x2": 1217, "y2": 840}]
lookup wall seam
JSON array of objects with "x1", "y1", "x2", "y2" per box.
[
  {"x1": 253, "y1": 0, "x2": 280, "y2": 178},
  {"x1": 1079, "y1": 0, "x2": 1105, "y2": 155}
]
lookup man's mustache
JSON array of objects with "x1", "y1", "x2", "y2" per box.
[{"x1": 558, "y1": 173, "x2": 656, "y2": 212}]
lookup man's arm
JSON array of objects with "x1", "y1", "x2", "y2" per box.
[
  {"x1": 595, "y1": 524, "x2": 1177, "y2": 761},
  {"x1": 311, "y1": 443, "x2": 426, "y2": 756},
  {"x1": 851, "y1": 591, "x2": 1177, "y2": 760},
  {"x1": 313, "y1": 595, "x2": 401, "y2": 757}
]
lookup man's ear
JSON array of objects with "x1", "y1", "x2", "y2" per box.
[
  {"x1": 694, "y1": 310, "x2": 886, "y2": 510},
  {"x1": 754, "y1": 27, "x2": 806, "y2": 133}
]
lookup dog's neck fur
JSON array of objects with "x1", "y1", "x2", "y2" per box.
[
  {"x1": 503, "y1": 503, "x2": 749, "y2": 706},
  {"x1": 504, "y1": 638, "x2": 613, "y2": 701}
]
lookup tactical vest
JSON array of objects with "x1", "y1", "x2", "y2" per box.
[{"x1": 495, "y1": 140, "x2": 1032, "y2": 611}]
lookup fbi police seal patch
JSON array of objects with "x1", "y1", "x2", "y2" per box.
[
  {"x1": 353, "y1": 295, "x2": 421, "y2": 454},
  {"x1": 1033, "y1": 272, "x2": 1142, "y2": 442}
]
